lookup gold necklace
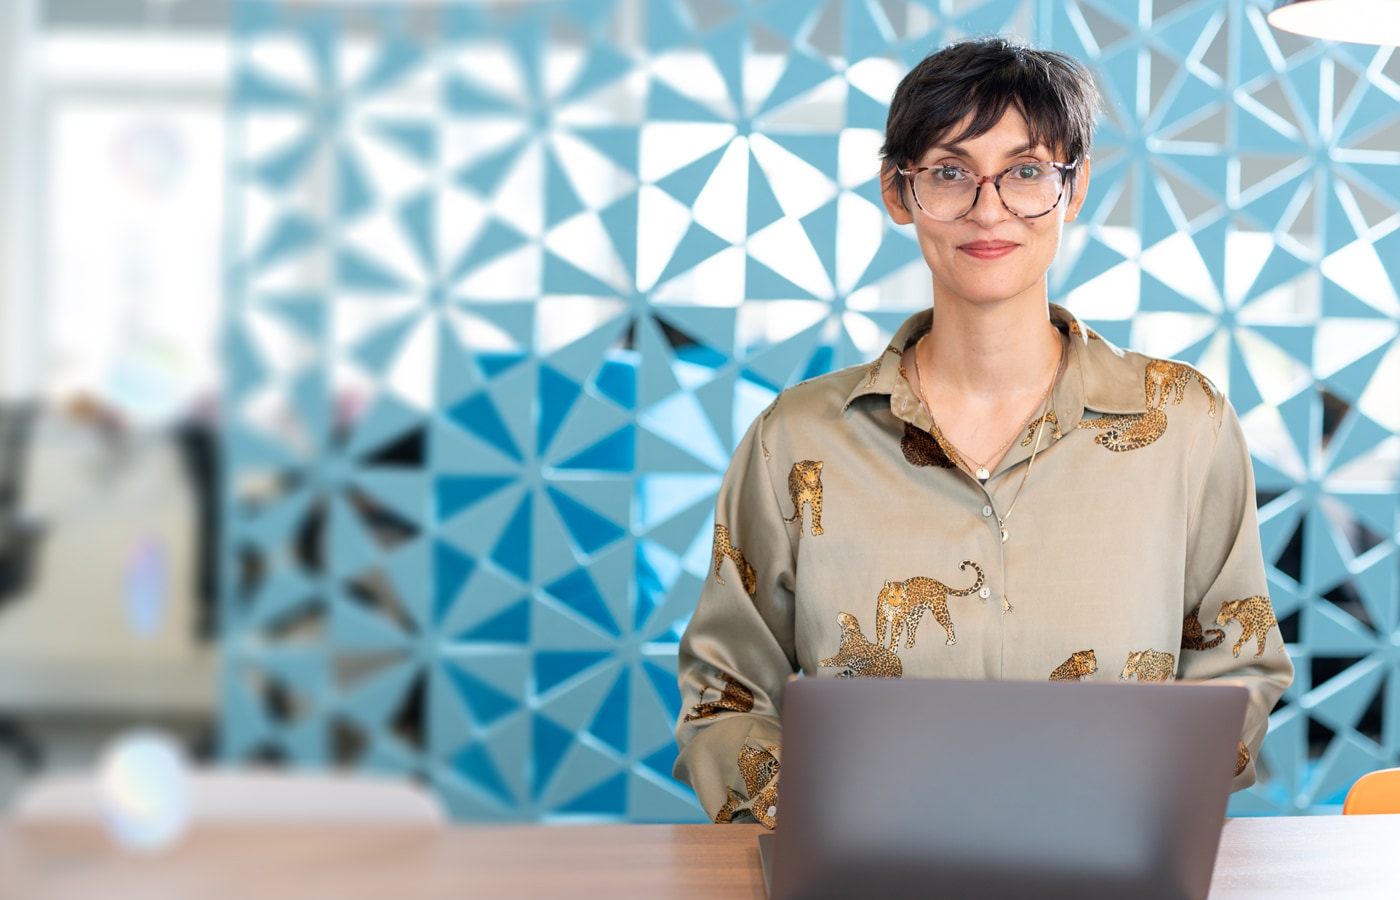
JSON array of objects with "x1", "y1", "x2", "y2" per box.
[
  {"x1": 913, "y1": 332, "x2": 1064, "y2": 485},
  {"x1": 911, "y1": 330, "x2": 1066, "y2": 616}
]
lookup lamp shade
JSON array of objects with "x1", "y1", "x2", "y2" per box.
[{"x1": 1267, "y1": 0, "x2": 1400, "y2": 45}]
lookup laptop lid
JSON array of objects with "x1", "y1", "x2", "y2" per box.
[{"x1": 768, "y1": 678, "x2": 1247, "y2": 900}]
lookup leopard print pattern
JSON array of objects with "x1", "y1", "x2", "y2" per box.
[
  {"x1": 711, "y1": 524, "x2": 757, "y2": 595},
  {"x1": 684, "y1": 671, "x2": 754, "y2": 722},
  {"x1": 1068, "y1": 319, "x2": 1102, "y2": 340},
  {"x1": 865, "y1": 346, "x2": 896, "y2": 387},
  {"x1": 1022, "y1": 409, "x2": 1061, "y2": 446},
  {"x1": 760, "y1": 399, "x2": 777, "y2": 460},
  {"x1": 1145, "y1": 359, "x2": 1216, "y2": 417},
  {"x1": 1216, "y1": 596, "x2": 1279, "y2": 659},
  {"x1": 1181, "y1": 601, "x2": 1226, "y2": 651},
  {"x1": 714, "y1": 743, "x2": 781, "y2": 828},
  {"x1": 818, "y1": 611, "x2": 903, "y2": 678},
  {"x1": 1235, "y1": 741, "x2": 1250, "y2": 777},
  {"x1": 874, "y1": 561, "x2": 986, "y2": 649},
  {"x1": 784, "y1": 460, "x2": 824, "y2": 536},
  {"x1": 1078, "y1": 358, "x2": 1215, "y2": 452},
  {"x1": 1049, "y1": 650, "x2": 1097, "y2": 681},
  {"x1": 1077, "y1": 407, "x2": 1168, "y2": 452},
  {"x1": 901, "y1": 423, "x2": 956, "y2": 468},
  {"x1": 1120, "y1": 648, "x2": 1176, "y2": 682}
]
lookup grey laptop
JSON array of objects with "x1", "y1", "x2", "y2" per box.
[{"x1": 759, "y1": 678, "x2": 1247, "y2": 900}]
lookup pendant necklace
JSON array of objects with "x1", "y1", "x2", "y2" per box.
[
  {"x1": 914, "y1": 330, "x2": 1065, "y2": 616},
  {"x1": 907, "y1": 328, "x2": 1058, "y2": 495}
]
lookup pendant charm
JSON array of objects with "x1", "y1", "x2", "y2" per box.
[
  {"x1": 1000, "y1": 528, "x2": 1008, "y2": 543},
  {"x1": 976, "y1": 466, "x2": 990, "y2": 482}
]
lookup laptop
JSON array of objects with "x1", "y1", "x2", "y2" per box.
[{"x1": 759, "y1": 678, "x2": 1247, "y2": 900}]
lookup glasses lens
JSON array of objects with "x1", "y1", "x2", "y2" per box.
[
  {"x1": 999, "y1": 163, "x2": 1065, "y2": 217},
  {"x1": 912, "y1": 167, "x2": 977, "y2": 219}
]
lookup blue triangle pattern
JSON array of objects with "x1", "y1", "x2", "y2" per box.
[
  {"x1": 253, "y1": 213, "x2": 319, "y2": 269},
  {"x1": 434, "y1": 541, "x2": 476, "y2": 625},
  {"x1": 656, "y1": 144, "x2": 729, "y2": 207},
  {"x1": 640, "y1": 742, "x2": 680, "y2": 781},
  {"x1": 461, "y1": 599, "x2": 531, "y2": 644},
  {"x1": 531, "y1": 714, "x2": 574, "y2": 798},
  {"x1": 446, "y1": 393, "x2": 524, "y2": 462},
  {"x1": 647, "y1": 80, "x2": 726, "y2": 124},
  {"x1": 556, "y1": 425, "x2": 635, "y2": 472},
  {"x1": 544, "y1": 567, "x2": 621, "y2": 637},
  {"x1": 456, "y1": 141, "x2": 525, "y2": 196},
  {"x1": 336, "y1": 247, "x2": 408, "y2": 293},
  {"x1": 594, "y1": 352, "x2": 639, "y2": 410},
  {"x1": 535, "y1": 650, "x2": 610, "y2": 694},
  {"x1": 642, "y1": 660, "x2": 682, "y2": 718},
  {"x1": 253, "y1": 135, "x2": 318, "y2": 190},
  {"x1": 451, "y1": 218, "x2": 532, "y2": 281},
  {"x1": 557, "y1": 772, "x2": 627, "y2": 815},
  {"x1": 435, "y1": 475, "x2": 515, "y2": 521},
  {"x1": 545, "y1": 487, "x2": 628, "y2": 556},
  {"x1": 335, "y1": 148, "x2": 374, "y2": 220},
  {"x1": 588, "y1": 670, "x2": 630, "y2": 754},
  {"x1": 453, "y1": 742, "x2": 515, "y2": 805},
  {"x1": 370, "y1": 119, "x2": 437, "y2": 165},
  {"x1": 447, "y1": 664, "x2": 520, "y2": 727},
  {"x1": 538, "y1": 365, "x2": 583, "y2": 455},
  {"x1": 490, "y1": 493, "x2": 534, "y2": 582}
]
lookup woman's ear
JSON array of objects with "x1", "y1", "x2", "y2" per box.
[
  {"x1": 880, "y1": 161, "x2": 915, "y2": 226},
  {"x1": 1063, "y1": 157, "x2": 1091, "y2": 223}
]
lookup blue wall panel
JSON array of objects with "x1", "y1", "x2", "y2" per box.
[{"x1": 224, "y1": 0, "x2": 1400, "y2": 819}]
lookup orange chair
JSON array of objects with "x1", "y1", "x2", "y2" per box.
[{"x1": 1342, "y1": 767, "x2": 1400, "y2": 815}]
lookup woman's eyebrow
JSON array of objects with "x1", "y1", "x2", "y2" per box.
[{"x1": 927, "y1": 140, "x2": 1042, "y2": 159}]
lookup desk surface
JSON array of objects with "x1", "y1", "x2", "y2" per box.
[{"x1": 4, "y1": 814, "x2": 1398, "y2": 899}]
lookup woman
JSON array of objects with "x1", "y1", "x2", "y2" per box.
[{"x1": 674, "y1": 37, "x2": 1293, "y2": 827}]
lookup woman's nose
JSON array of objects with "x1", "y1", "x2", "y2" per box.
[{"x1": 963, "y1": 175, "x2": 1009, "y2": 225}]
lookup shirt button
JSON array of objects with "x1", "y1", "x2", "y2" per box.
[
  {"x1": 766, "y1": 806, "x2": 777, "y2": 818},
  {"x1": 982, "y1": 505, "x2": 993, "y2": 517},
  {"x1": 978, "y1": 587, "x2": 991, "y2": 599}
]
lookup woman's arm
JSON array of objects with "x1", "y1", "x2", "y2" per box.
[
  {"x1": 674, "y1": 405, "x2": 798, "y2": 826},
  {"x1": 1177, "y1": 400, "x2": 1295, "y2": 789}
]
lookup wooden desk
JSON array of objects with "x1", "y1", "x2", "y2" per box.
[{"x1": 2, "y1": 815, "x2": 1397, "y2": 899}]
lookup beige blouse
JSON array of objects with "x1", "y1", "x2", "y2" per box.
[{"x1": 674, "y1": 305, "x2": 1294, "y2": 827}]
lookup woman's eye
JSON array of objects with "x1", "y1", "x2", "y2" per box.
[
  {"x1": 1013, "y1": 165, "x2": 1042, "y2": 180},
  {"x1": 933, "y1": 166, "x2": 965, "y2": 182}
]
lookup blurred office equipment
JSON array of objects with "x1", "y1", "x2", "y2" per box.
[
  {"x1": 0, "y1": 410, "x2": 216, "y2": 776},
  {"x1": 0, "y1": 403, "x2": 44, "y2": 770},
  {"x1": 1342, "y1": 766, "x2": 1400, "y2": 815}
]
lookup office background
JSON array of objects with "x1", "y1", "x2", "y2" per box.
[{"x1": 1, "y1": 0, "x2": 1398, "y2": 823}]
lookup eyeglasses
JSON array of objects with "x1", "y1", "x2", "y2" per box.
[{"x1": 897, "y1": 160, "x2": 1078, "y2": 221}]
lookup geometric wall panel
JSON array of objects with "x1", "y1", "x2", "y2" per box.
[{"x1": 225, "y1": 0, "x2": 1400, "y2": 820}]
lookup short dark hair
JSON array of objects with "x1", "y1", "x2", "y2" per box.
[{"x1": 881, "y1": 37, "x2": 1099, "y2": 202}]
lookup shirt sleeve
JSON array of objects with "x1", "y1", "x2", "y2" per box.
[
  {"x1": 674, "y1": 403, "x2": 798, "y2": 827},
  {"x1": 1177, "y1": 400, "x2": 1295, "y2": 790}
]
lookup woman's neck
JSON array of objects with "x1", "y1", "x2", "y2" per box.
[{"x1": 920, "y1": 297, "x2": 1062, "y2": 400}]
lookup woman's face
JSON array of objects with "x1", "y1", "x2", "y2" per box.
[{"x1": 881, "y1": 107, "x2": 1089, "y2": 312}]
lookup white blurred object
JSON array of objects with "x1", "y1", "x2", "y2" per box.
[
  {"x1": 95, "y1": 730, "x2": 191, "y2": 851},
  {"x1": 15, "y1": 767, "x2": 445, "y2": 827}
]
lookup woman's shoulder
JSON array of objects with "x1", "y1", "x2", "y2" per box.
[
  {"x1": 1078, "y1": 332, "x2": 1230, "y2": 442},
  {"x1": 762, "y1": 364, "x2": 871, "y2": 423}
]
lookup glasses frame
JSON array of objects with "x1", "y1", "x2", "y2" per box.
[{"x1": 897, "y1": 159, "x2": 1079, "y2": 221}]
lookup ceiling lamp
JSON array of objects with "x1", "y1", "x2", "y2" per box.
[{"x1": 1267, "y1": 0, "x2": 1400, "y2": 45}]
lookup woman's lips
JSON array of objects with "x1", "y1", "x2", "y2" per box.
[{"x1": 958, "y1": 241, "x2": 1018, "y2": 260}]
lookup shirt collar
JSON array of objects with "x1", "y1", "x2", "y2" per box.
[{"x1": 843, "y1": 304, "x2": 1149, "y2": 421}]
